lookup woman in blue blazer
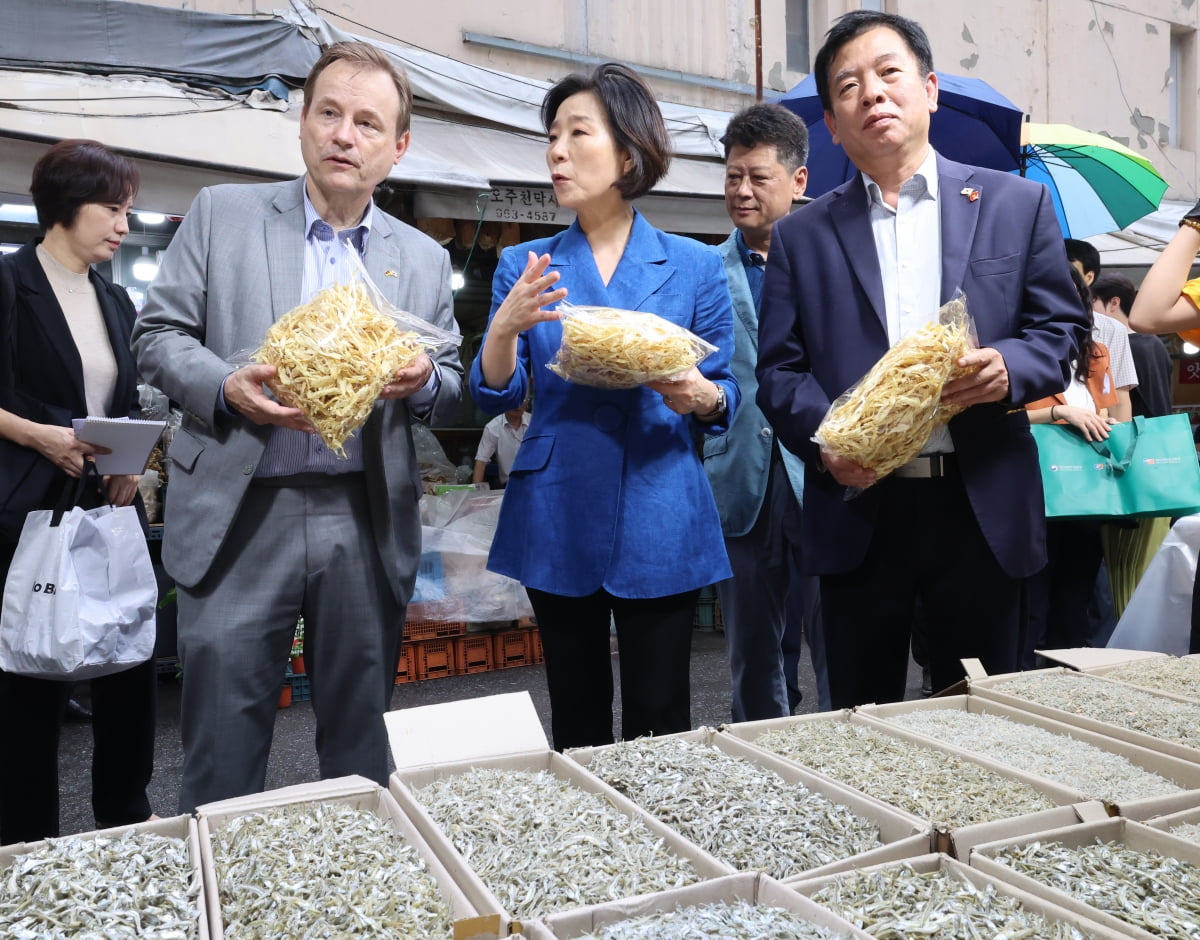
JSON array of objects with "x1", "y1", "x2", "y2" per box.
[
  {"x1": 0, "y1": 140, "x2": 155, "y2": 842},
  {"x1": 471, "y1": 63, "x2": 739, "y2": 749}
]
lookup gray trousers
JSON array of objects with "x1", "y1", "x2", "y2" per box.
[{"x1": 175, "y1": 474, "x2": 402, "y2": 812}]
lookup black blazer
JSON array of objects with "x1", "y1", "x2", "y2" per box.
[{"x1": 0, "y1": 239, "x2": 141, "y2": 542}]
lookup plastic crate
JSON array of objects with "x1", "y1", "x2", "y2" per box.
[
  {"x1": 395, "y1": 643, "x2": 416, "y2": 685},
  {"x1": 530, "y1": 627, "x2": 544, "y2": 664},
  {"x1": 288, "y1": 672, "x2": 312, "y2": 702},
  {"x1": 455, "y1": 635, "x2": 494, "y2": 675},
  {"x1": 414, "y1": 639, "x2": 456, "y2": 681},
  {"x1": 403, "y1": 618, "x2": 466, "y2": 642},
  {"x1": 693, "y1": 585, "x2": 722, "y2": 631},
  {"x1": 491, "y1": 628, "x2": 534, "y2": 669}
]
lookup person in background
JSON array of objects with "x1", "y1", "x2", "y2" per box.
[
  {"x1": 472, "y1": 397, "x2": 530, "y2": 488},
  {"x1": 1129, "y1": 197, "x2": 1200, "y2": 654},
  {"x1": 755, "y1": 11, "x2": 1089, "y2": 707},
  {"x1": 0, "y1": 139, "x2": 155, "y2": 843},
  {"x1": 1092, "y1": 272, "x2": 1172, "y2": 418},
  {"x1": 132, "y1": 43, "x2": 463, "y2": 812},
  {"x1": 471, "y1": 62, "x2": 738, "y2": 749},
  {"x1": 1066, "y1": 238, "x2": 1135, "y2": 422},
  {"x1": 704, "y1": 101, "x2": 828, "y2": 719},
  {"x1": 1023, "y1": 265, "x2": 1117, "y2": 662}
]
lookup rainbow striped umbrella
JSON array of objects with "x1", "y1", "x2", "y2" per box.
[{"x1": 1018, "y1": 123, "x2": 1168, "y2": 238}]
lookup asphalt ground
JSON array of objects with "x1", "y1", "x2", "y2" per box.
[{"x1": 55, "y1": 627, "x2": 925, "y2": 837}]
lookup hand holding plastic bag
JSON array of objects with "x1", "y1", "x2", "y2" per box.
[
  {"x1": 251, "y1": 248, "x2": 461, "y2": 456},
  {"x1": 546, "y1": 301, "x2": 717, "y2": 389},
  {"x1": 814, "y1": 291, "x2": 979, "y2": 486}
]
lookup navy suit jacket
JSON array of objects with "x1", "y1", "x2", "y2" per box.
[
  {"x1": 756, "y1": 154, "x2": 1090, "y2": 579},
  {"x1": 0, "y1": 240, "x2": 141, "y2": 542}
]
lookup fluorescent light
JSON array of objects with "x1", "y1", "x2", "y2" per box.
[
  {"x1": 450, "y1": 270, "x2": 465, "y2": 291},
  {"x1": 1184, "y1": 342, "x2": 1199, "y2": 356},
  {"x1": 0, "y1": 244, "x2": 18, "y2": 254},
  {"x1": 136, "y1": 211, "x2": 166, "y2": 225},
  {"x1": 0, "y1": 203, "x2": 37, "y2": 223}
]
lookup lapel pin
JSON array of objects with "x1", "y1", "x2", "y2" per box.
[
  {"x1": 384, "y1": 269, "x2": 398, "y2": 278},
  {"x1": 960, "y1": 187, "x2": 980, "y2": 202}
]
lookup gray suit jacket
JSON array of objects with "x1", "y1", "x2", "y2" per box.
[
  {"x1": 131, "y1": 178, "x2": 463, "y2": 602},
  {"x1": 701, "y1": 233, "x2": 804, "y2": 538}
]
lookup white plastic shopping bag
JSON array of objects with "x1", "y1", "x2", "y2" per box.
[{"x1": 1, "y1": 480, "x2": 156, "y2": 679}]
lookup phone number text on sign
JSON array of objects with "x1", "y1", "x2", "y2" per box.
[{"x1": 483, "y1": 187, "x2": 565, "y2": 224}]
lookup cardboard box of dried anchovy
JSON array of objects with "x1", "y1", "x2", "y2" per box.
[
  {"x1": 566, "y1": 726, "x2": 932, "y2": 883},
  {"x1": 857, "y1": 693, "x2": 1200, "y2": 821},
  {"x1": 1124, "y1": 799, "x2": 1200, "y2": 839},
  {"x1": 195, "y1": 775, "x2": 504, "y2": 940},
  {"x1": 962, "y1": 815, "x2": 1200, "y2": 939},
  {"x1": 720, "y1": 709, "x2": 1090, "y2": 852},
  {"x1": 0, "y1": 814, "x2": 209, "y2": 939},
  {"x1": 386, "y1": 692, "x2": 734, "y2": 935},
  {"x1": 523, "y1": 871, "x2": 875, "y2": 939},
  {"x1": 1059, "y1": 649, "x2": 1200, "y2": 710},
  {"x1": 791, "y1": 851, "x2": 1130, "y2": 940},
  {"x1": 967, "y1": 663, "x2": 1200, "y2": 766}
]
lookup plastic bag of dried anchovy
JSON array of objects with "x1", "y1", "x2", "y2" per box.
[{"x1": 813, "y1": 290, "x2": 978, "y2": 494}]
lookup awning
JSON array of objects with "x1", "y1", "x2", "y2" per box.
[{"x1": 0, "y1": 68, "x2": 730, "y2": 232}]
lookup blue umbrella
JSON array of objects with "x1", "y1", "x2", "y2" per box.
[{"x1": 775, "y1": 71, "x2": 1024, "y2": 198}]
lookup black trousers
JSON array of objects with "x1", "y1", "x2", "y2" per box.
[
  {"x1": 0, "y1": 538, "x2": 156, "y2": 844},
  {"x1": 819, "y1": 469, "x2": 1025, "y2": 708},
  {"x1": 1024, "y1": 519, "x2": 1105, "y2": 667},
  {"x1": 526, "y1": 587, "x2": 697, "y2": 750}
]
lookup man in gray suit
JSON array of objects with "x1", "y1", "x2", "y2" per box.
[
  {"x1": 132, "y1": 42, "x2": 463, "y2": 811},
  {"x1": 703, "y1": 103, "x2": 827, "y2": 719}
]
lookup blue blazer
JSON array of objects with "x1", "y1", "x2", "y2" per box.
[
  {"x1": 702, "y1": 232, "x2": 804, "y2": 538},
  {"x1": 756, "y1": 155, "x2": 1090, "y2": 579},
  {"x1": 470, "y1": 212, "x2": 739, "y2": 598}
]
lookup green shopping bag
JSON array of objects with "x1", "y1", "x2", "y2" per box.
[{"x1": 1031, "y1": 413, "x2": 1200, "y2": 519}]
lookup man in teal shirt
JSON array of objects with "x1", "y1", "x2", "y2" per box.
[{"x1": 704, "y1": 103, "x2": 827, "y2": 718}]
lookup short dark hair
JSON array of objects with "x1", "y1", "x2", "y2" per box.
[
  {"x1": 541, "y1": 62, "x2": 671, "y2": 201},
  {"x1": 813, "y1": 11, "x2": 934, "y2": 113},
  {"x1": 720, "y1": 103, "x2": 809, "y2": 170},
  {"x1": 1092, "y1": 271, "x2": 1137, "y2": 315},
  {"x1": 304, "y1": 41, "x2": 413, "y2": 137},
  {"x1": 30, "y1": 139, "x2": 139, "y2": 232},
  {"x1": 1064, "y1": 238, "x2": 1101, "y2": 278}
]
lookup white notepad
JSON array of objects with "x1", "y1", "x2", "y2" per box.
[{"x1": 71, "y1": 417, "x2": 167, "y2": 475}]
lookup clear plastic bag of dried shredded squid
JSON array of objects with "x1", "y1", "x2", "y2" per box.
[
  {"x1": 250, "y1": 248, "x2": 461, "y2": 457},
  {"x1": 813, "y1": 290, "x2": 979, "y2": 484},
  {"x1": 546, "y1": 301, "x2": 718, "y2": 389}
]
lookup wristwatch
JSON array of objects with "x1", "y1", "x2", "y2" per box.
[{"x1": 699, "y1": 383, "x2": 727, "y2": 419}]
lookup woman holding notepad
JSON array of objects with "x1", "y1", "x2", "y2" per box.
[{"x1": 0, "y1": 139, "x2": 156, "y2": 843}]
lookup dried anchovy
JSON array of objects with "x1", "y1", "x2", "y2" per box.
[
  {"x1": 753, "y1": 720, "x2": 1055, "y2": 827},
  {"x1": 993, "y1": 673, "x2": 1200, "y2": 750},
  {"x1": 0, "y1": 828, "x2": 199, "y2": 939},
  {"x1": 809, "y1": 862, "x2": 1093, "y2": 939},
  {"x1": 1170, "y1": 822, "x2": 1200, "y2": 845},
  {"x1": 411, "y1": 767, "x2": 701, "y2": 920},
  {"x1": 574, "y1": 899, "x2": 848, "y2": 939},
  {"x1": 1101, "y1": 657, "x2": 1200, "y2": 702},
  {"x1": 883, "y1": 708, "x2": 1182, "y2": 802},
  {"x1": 992, "y1": 838, "x2": 1200, "y2": 937},
  {"x1": 211, "y1": 801, "x2": 451, "y2": 938},
  {"x1": 584, "y1": 736, "x2": 882, "y2": 878}
]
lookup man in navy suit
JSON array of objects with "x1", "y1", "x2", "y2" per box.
[{"x1": 756, "y1": 11, "x2": 1089, "y2": 707}]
